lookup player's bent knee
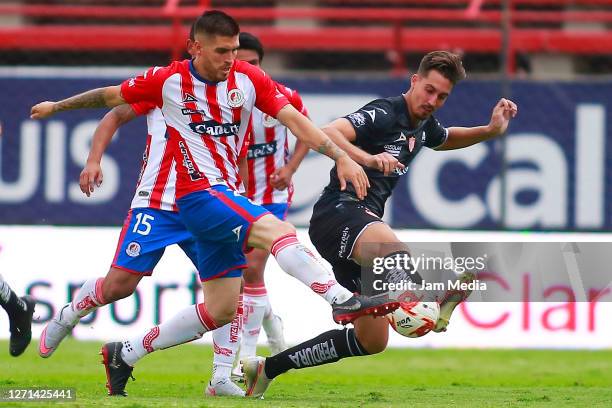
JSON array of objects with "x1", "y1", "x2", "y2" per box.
[
  {"x1": 357, "y1": 332, "x2": 388, "y2": 354},
  {"x1": 210, "y1": 308, "x2": 236, "y2": 327},
  {"x1": 354, "y1": 317, "x2": 389, "y2": 354},
  {"x1": 102, "y1": 281, "x2": 135, "y2": 303}
]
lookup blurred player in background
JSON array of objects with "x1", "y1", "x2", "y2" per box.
[
  {"x1": 242, "y1": 51, "x2": 518, "y2": 397},
  {"x1": 30, "y1": 10, "x2": 398, "y2": 397},
  {"x1": 0, "y1": 274, "x2": 35, "y2": 356},
  {"x1": 234, "y1": 32, "x2": 310, "y2": 377}
]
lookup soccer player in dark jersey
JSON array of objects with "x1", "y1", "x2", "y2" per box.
[{"x1": 243, "y1": 51, "x2": 518, "y2": 397}]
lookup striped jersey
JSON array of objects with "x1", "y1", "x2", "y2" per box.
[
  {"x1": 246, "y1": 84, "x2": 308, "y2": 205},
  {"x1": 120, "y1": 59, "x2": 290, "y2": 200},
  {"x1": 129, "y1": 102, "x2": 178, "y2": 211}
]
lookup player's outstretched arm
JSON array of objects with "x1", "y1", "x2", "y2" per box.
[
  {"x1": 276, "y1": 104, "x2": 369, "y2": 199},
  {"x1": 322, "y1": 118, "x2": 404, "y2": 176},
  {"x1": 80, "y1": 104, "x2": 137, "y2": 197},
  {"x1": 437, "y1": 97, "x2": 518, "y2": 150},
  {"x1": 30, "y1": 85, "x2": 125, "y2": 120}
]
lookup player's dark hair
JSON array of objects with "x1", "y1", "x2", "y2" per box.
[
  {"x1": 239, "y1": 32, "x2": 264, "y2": 61},
  {"x1": 191, "y1": 10, "x2": 240, "y2": 39},
  {"x1": 417, "y1": 51, "x2": 466, "y2": 85}
]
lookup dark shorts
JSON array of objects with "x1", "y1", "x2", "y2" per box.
[{"x1": 308, "y1": 195, "x2": 383, "y2": 293}]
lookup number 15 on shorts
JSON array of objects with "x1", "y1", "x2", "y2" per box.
[{"x1": 133, "y1": 213, "x2": 155, "y2": 235}]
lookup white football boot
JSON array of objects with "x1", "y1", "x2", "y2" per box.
[
  {"x1": 205, "y1": 378, "x2": 245, "y2": 397},
  {"x1": 242, "y1": 356, "x2": 272, "y2": 398},
  {"x1": 434, "y1": 271, "x2": 475, "y2": 332},
  {"x1": 39, "y1": 303, "x2": 76, "y2": 358},
  {"x1": 262, "y1": 314, "x2": 287, "y2": 355}
]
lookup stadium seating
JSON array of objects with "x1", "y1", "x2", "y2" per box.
[{"x1": 0, "y1": 0, "x2": 611, "y2": 73}]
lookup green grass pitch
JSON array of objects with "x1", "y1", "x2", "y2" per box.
[{"x1": 1, "y1": 339, "x2": 611, "y2": 407}]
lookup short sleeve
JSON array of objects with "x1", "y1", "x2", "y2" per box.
[
  {"x1": 130, "y1": 101, "x2": 156, "y2": 116},
  {"x1": 343, "y1": 98, "x2": 395, "y2": 146},
  {"x1": 423, "y1": 116, "x2": 448, "y2": 149},
  {"x1": 235, "y1": 61, "x2": 290, "y2": 118},
  {"x1": 276, "y1": 83, "x2": 308, "y2": 117},
  {"x1": 120, "y1": 65, "x2": 170, "y2": 108}
]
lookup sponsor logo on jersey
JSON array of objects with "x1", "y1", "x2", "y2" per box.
[
  {"x1": 394, "y1": 167, "x2": 409, "y2": 176},
  {"x1": 138, "y1": 190, "x2": 150, "y2": 197},
  {"x1": 347, "y1": 112, "x2": 366, "y2": 127},
  {"x1": 338, "y1": 226, "x2": 351, "y2": 257},
  {"x1": 128, "y1": 78, "x2": 135, "y2": 87},
  {"x1": 227, "y1": 88, "x2": 245, "y2": 108},
  {"x1": 126, "y1": 242, "x2": 141, "y2": 257},
  {"x1": 182, "y1": 93, "x2": 197, "y2": 103},
  {"x1": 421, "y1": 131, "x2": 427, "y2": 142},
  {"x1": 247, "y1": 141, "x2": 277, "y2": 159},
  {"x1": 189, "y1": 120, "x2": 240, "y2": 137},
  {"x1": 384, "y1": 144, "x2": 402, "y2": 157},
  {"x1": 181, "y1": 108, "x2": 206, "y2": 115},
  {"x1": 136, "y1": 149, "x2": 149, "y2": 185},
  {"x1": 263, "y1": 114, "x2": 278, "y2": 128},
  {"x1": 178, "y1": 141, "x2": 203, "y2": 181}
]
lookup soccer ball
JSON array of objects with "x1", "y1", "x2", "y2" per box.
[{"x1": 387, "y1": 301, "x2": 439, "y2": 338}]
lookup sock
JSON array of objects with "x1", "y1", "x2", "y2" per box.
[
  {"x1": 264, "y1": 328, "x2": 369, "y2": 379},
  {"x1": 239, "y1": 284, "x2": 268, "y2": 360},
  {"x1": 121, "y1": 303, "x2": 220, "y2": 366},
  {"x1": 0, "y1": 275, "x2": 27, "y2": 318},
  {"x1": 271, "y1": 234, "x2": 352, "y2": 305},
  {"x1": 263, "y1": 296, "x2": 273, "y2": 319},
  {"x1": 211, "y1": 294, "x2": 243, "y2": 381},
  {"x1": 63, "y1": 277, "x2": 107, "y2": 324}
]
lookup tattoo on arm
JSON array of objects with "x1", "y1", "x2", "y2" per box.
[
  {"x1": 317, "y1": 139, "x2": 347, "y2": 161},
  {"x1": 54, "y1": 88, "x2": 108, "y2": 113}
]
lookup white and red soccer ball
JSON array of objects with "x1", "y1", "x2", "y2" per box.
[{"x1": 387, "y1": 301, "x2": 439, "y2": 338}]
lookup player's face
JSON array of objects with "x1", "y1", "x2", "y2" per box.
[
  {"x1": 409, "y1": 70, "x2": 453, "y2": 120},
  {"x1": 192, "y1": 33, "x2": 239, "y2": 82},
  {"x1": 236, "y1": 49, "x2": 261, "y2": 67}
]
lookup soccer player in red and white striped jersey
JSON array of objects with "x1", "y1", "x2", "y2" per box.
[
  {"x1": 31, "y1": 10, "x2": 399, "y2": 397},
  {"x1": 38, "y1": 99, "x2": 246, "y2": 395}
]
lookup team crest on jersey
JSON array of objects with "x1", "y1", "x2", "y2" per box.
[
  {"x1": 126, "y1": 242, "x2": 141, "y2": 257},
  {"x1": 263, "y1": 114, "x2": 278, "y2": 128},
  {"x1": 227, "y1": 88, "x2": 245, "y2": 108},
  {"x1": 408, "y1": 136, "x2": 416, "y2": 152}
]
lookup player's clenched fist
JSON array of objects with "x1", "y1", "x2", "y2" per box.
[
  {"x1": 366, "y1": 152, "x2": 406, "y2": 176},
  {"x1": 30, "y1": 101, "x2": 56, "y2": 119}
]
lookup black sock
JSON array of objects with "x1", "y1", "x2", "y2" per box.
[
  {"x1": 0, "y1": 279, "x2": 26, "y2": 319},
  {"x1": 264, "y1": 328, "x2": 369, "y2": 379}
]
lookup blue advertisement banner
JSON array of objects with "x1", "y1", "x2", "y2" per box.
[{"x1": 0, "y1": 73, "x2": 610, "y2": 230}]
